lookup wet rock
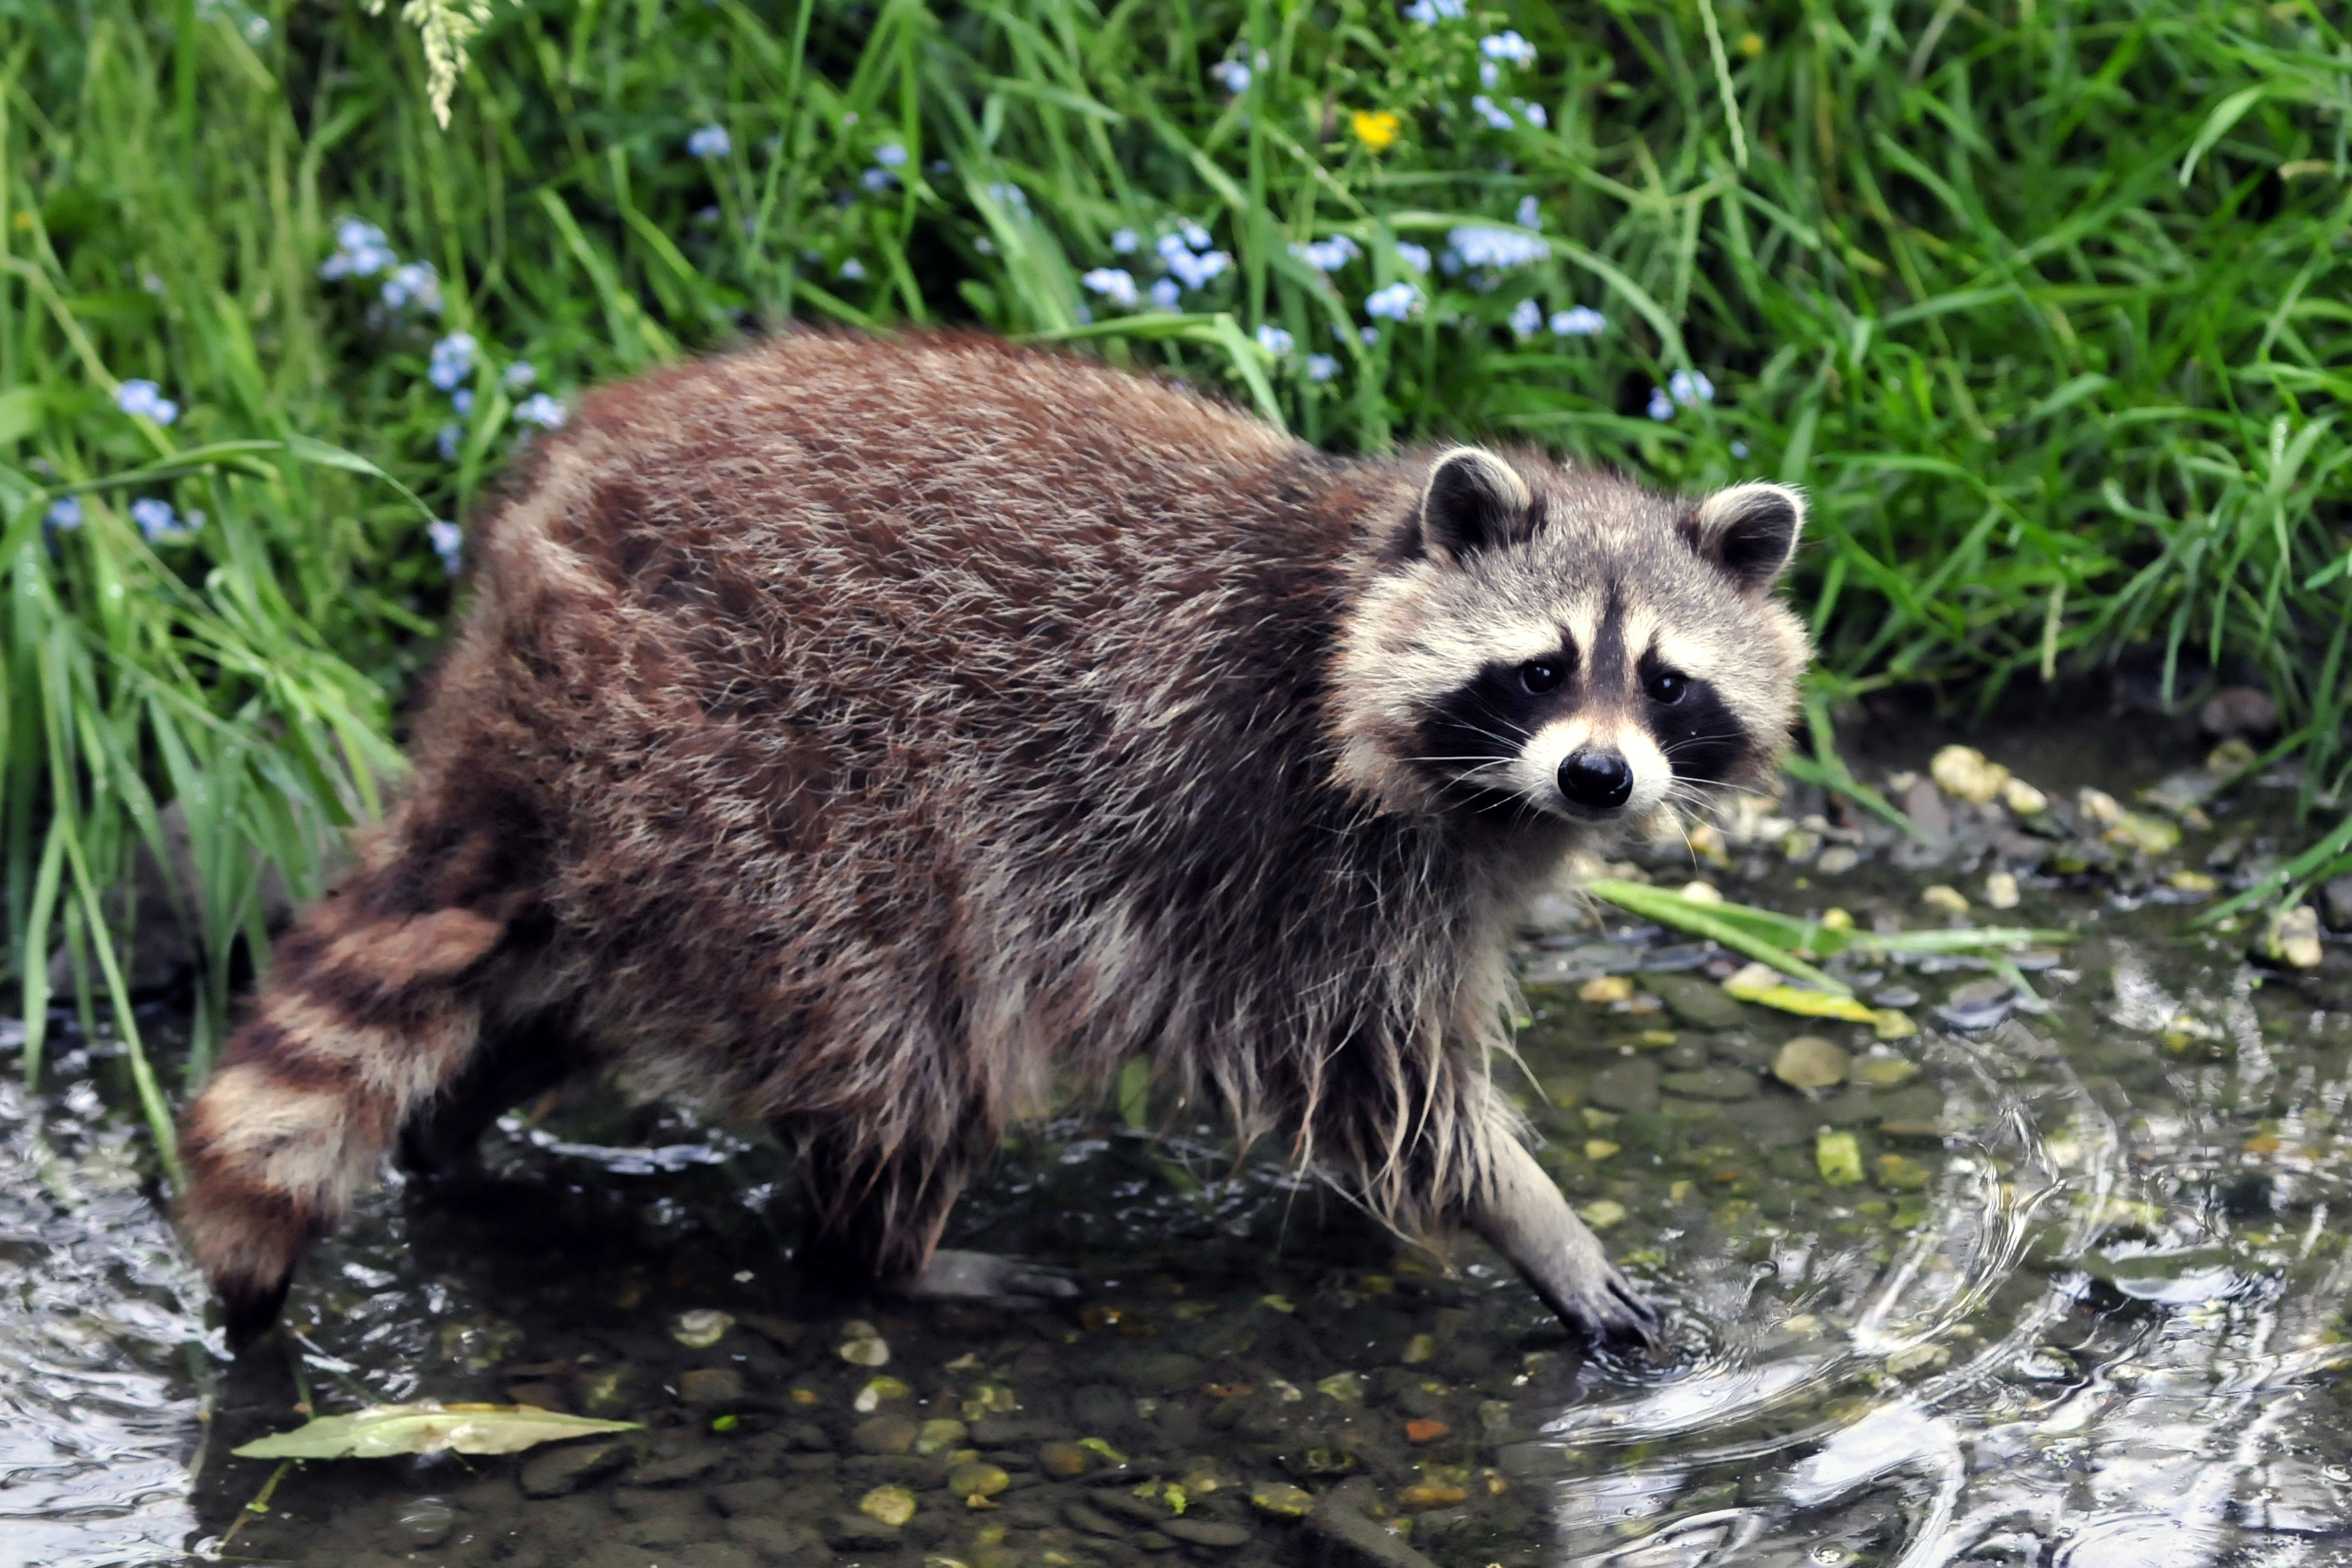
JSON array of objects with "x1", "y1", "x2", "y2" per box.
[
  {"x1": 2000, "y1": 777, "x2": 2051, "y2": 816},
  {"x1": 852, "y1": 1414, "x2": 921, "y2": 1455},
  {"x1": 828, "y1": 1512, "x2": 904, "y2": 1549},
  {"x1": 915, "y1": 1417, "x2": 969, "y2": 1454},
  {"x1": 1936, "y1": 978, "x2": 2015, "y2": 1030},
  {"x1": 1064, "y1": 1498, "x2": 1129, "y2": 1537},
  {"x1": 676, "y1": 1368, "x2": 744, "y2": 1405},
  {"x1": 635, "y1": 1445, "x2": 728, "y2": 1486},
  {"x1": 1984, "y1": 870, "x2": 2020, "y2": 910},
  {"x1": 394, "y1": 1496, "x2": 456, "y2": 1547},
  {"x1": 969, "y1": 1415, "x2": 1063, "y2": 1445},
  {"x1": 1095, "y1": 1491, "x2": 1172, "y2": 1526},
  {"x1": 836, "y1": 1321, "x2": 890, "y2": 1366},
  {"x1": 1038, "y1": 1439, "x2": 1093, "y2": 1478},
  {"x1": 843, "y1": 1454, "x2": 948, "y2": 1490},
  {"x1": 1659, "y1": 1066, "x2": 1757, "y2": 1101},
  {"x1": 857, "y1": 1484, "x2": 917, "y2": 1526},
  {"x1": 672, "y1": 1310, "x2": 735, "y2": 1349},
  {"x1": 1930, "y1": 745, "x2": 2009, "y2": 805},
  {"x1": 1870, "y1": 985, "x2": 1921, "y2": 1009},
  {"x1": 1901, "y1": 778, "x2": 1951, "y2": 842},
  {"x1": 1251, "y1": 1482, "x2": 1316, "y2": 1518},
  {"x1": 710, "y1": 1478, "x2": 786, "y2": 1516},
  {"x1": 1587, "y1": 1058, "x2": 1659, "y2": 1113},
  {"x1": 1070, "y1": 1383, "x2": 1135, "y2": 1434},
  {"x1": 1161, "y1": 1518, "x2": 1253, "y2": 1549},
  {"x1": 2201, "y1": 684, "x2": 2278, "y2": 738},
  {"x1": 2264, "y1": 905, "x2": 2325, "y2": 969},
  {"x1": 505, "y1": 1381, "x2": 569, "y2": 1413},
  {"x1": 734, "y1": 1312, "x2": 806, "y2": 1352},
  {"x1": 1772, "y1": 1035, "x2": 1849, "y2": 1089},
  {"x1": 2323, "y1": 877, "x2": 2352, "y2": 933},
  {"x1": 1645, "y1": 973, "x2": 1749, "y2": 1030},
  {"x1": 725, "y1": 1517, "x2": 823, "y2": 1559},
  {"x1": 1306, "y1": 1490, "x2": 1441, "y2": 1568},
  {"x1": 1661, "y1": 1040, "x2": 1708, "y2": 1069},
  {"x1": 1852, "y1": 1054, "x2": 1921, "y2": 1087},
  {"x1": 1921, "y1": 884, "x2": 1969, "y2": 915},
  {"x1": 1119, "y1": 1352, "x2": 1205, "y2": 1396},
  {"x1": 1816, "y1": 845, "x2": 1861, "y2": 875},
  {"x1": 948, "y1": 1462, "x2": 1010, "y2": 1500},
  {"x1": 781, "y1": 1417, "x2": 832, "y2": 1451},
  {"x1": 519, "y1": 1439, "x2": 633, "y2": 1498}
]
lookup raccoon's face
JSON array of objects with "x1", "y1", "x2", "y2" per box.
[{"x1": 1330, "y1": 446, "x2": 1812, "y2": 828}]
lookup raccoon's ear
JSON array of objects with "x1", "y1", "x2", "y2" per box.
[
  {"x1": 1413, "y1": 447, "x2": 1534, "y2": 564},
  {"x1": 1686, "y1": 481, "x2": 1805, "y2": 593}
]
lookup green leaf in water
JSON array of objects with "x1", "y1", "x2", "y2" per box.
[
  {"x1": 231, "y1": 1403, "x2": 641, "y2": 1460},
  {"x1": 1816, "y1": 1131, "x2": 1864, "y2": 1187}
]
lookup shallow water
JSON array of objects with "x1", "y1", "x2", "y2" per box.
[{"x1": 8, "y1": 717, "x2": 2352, "y2": 1567}]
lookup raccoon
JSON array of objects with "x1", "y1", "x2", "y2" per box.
[{"x1": 175, "y1": 333, "x2": 1810, "y2": 1349}]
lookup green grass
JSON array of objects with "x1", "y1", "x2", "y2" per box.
[{"x1": 3, "y1": 0, "x2": 2350, "y2": 1150}]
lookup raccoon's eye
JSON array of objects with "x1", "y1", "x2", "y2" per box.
[
  {"x1": 1647, "y1": 670, "x2": 1689, "y2": 705},
  {"x1": 1518, "y1": 659, "x2": 1563, "y2": 694}
]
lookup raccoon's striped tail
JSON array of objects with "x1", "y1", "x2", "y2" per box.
[{"x1": 176, "y1": 890, "x2": 509, "y2": 1348}]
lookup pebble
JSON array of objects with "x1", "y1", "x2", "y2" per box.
[
  {"x1": 1037, "y1": 1441, "x2": 1093, "y2": 1478},
  {"x1": 2324, "y1": 877, "x2": 2352, "y2": 933},
  {"x1": 676, "y1": 1368, "x2": 744, "y2": 1405},
  {"x1": 1305, "y1": 1492, "x2": 1442, "y2": 1568},
  {"x1": 1395, "y1": 1481, "x2": 1468, "y2": 1511},
  {"x1": 1984, "y1": 870, "x2": 2020, "y2": 910},
  {"x1": 671, "y1": 1309, "x2": 734, "y2": 1349},
  {"x1": 1772, "y1": 1035, "x2": 1849, "y2": 1089},
  {"x1": 1579, "y1": 975, "x2": 1634, "y2": 1005},
  {"x1": 1660, "y1": 1065, "x2": 1757, "y2": 1101},
  {"x1": 519, "y1": 1439, "x2": 633, "y2": 1498},
  {"x1": 852, "y1": 1415, "x2": 922, "y2": 1455},
  {"x1": 1587, "y1": 1058, "x2": 1660, "y2": 1113},
  {"x1": 1645, "y1": 972, "x2": 1750, "y2": 1030},
  {"x1": 858, "y1": 1485, "x2": 917, "y2": 1526},
  {"x1": 916, "y1": 1418, "x2": 969, "y2": 1454},
  {"x1": 1063, "y1": 1499, "x2": 1127, "y2": 1536},
  {"x1": 947, "y1": 1462, "x2": 1010, "y2": 1500},
  {"x1": 1852, "y1": 1055, "x2": 1920, "y2": 1087},
  {"x1": 1120, "y1": 1352, "x2": 1204, "y2": 1396},
  {"x1": 2267, "y1": 905, "x2": 2325, "y2": 969},
  {"x1": 1901, "y1": 777, "x2": 1952, "y2": 841},
  {"x1": 1930, "y1": 745, "x2": 2009, "y2": 805},
  {"x1": 1921, "y1": 884, "x2": 1969, "y2": 915},
  {"x1": 1579, "y1": 1198, "x2": 1627, "y2": 1231},
  {"x1": 2000, "y1": 777, "x2": 2050, "y2": 815},
  {"x1": 1316, "y1": 1371, "x2": 1365, "y2": 1403},
  {"x1": 2106, "y1": 811, "x2": 2181, "y2": 856},
  {"x1": 838, "y1": 1321, "x2": 891, "y2": 1366},
  {"x1": 1403, "y1": 1419, "x2": 1451, "y2": 1444},
  {"x1": 394, "y1": 1496, "x2": 455, "y2": 1547},
  {"x1": 1249, "y1": 1482, "x2": 1315, "y2": 1517},
  {"x1": 1937, "y1": 977, "x2": 2015, "y2": 1030},
  {"x1": 2201, "y1": 684, "x2": 2278, "y2": 738},
  {"x1": 1160, "y1": 1519, "x2": 1253, "y2": 1549},
  {"x1": 2077, "y1": 787, "x2": 2124, "y2": 828},
  {"x1": 1816, "y1": 845, "x2": 1861, "y2": 875}
]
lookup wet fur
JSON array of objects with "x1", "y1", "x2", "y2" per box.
[{"x1": 176, "y1": 333, "x2": 1809, "y2": 1346}]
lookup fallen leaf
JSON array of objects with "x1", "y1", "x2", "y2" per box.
[{"x1": 232, "y1": 1403, "x2": 641, "y2": 1460}]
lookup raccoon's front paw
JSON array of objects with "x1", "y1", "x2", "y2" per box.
[
  {"x1": 888, "y1": 1248, "x2": 1083, "y2": 1304},
  {"x1": 1551, "y1": 1261, "x2": 1663, "y2": 1351}
]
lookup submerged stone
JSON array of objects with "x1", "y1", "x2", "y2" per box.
[
  {"x1": 1587, "y1": 1058, "x2": 1660, "y2": 1113},
  {"x1": 1646, "y1": 973, "x2": 1750, "y2": 1030},
  {"x1": 1660, "y1": 1066, "x2": 1757, "y2": 1101},
  {"x1": 1937, "y1": 977, "x2": 2014, "y2": 1030},
  {"x1": 1772, "y1": 1035, "x2": 1849, "y2": 1089},
  {"x1": 520, "y1": 1439, "x2": 633, "y2": 1498}
]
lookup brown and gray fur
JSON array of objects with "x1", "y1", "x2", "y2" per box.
[{"x1": 176, "y1": 333, "x2": 1811, "y2": 1348}]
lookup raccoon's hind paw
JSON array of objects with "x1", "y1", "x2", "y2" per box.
[
  {"x1": 218, "y1": 1273, "x2": 295, "y2": 1354},
  {"x1": 886, "y1": 1248, "x2": 1083, "y2": 1305}
]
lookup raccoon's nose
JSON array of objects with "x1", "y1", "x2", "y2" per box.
[{"x1": 1558, "y1": 752, "x2": 1632, "y2": 811}]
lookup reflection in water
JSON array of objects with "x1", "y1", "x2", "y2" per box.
[{"x1": 0, "y1": 1035, "x2": 207, "y2": 1568}]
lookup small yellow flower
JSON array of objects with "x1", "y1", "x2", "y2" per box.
[
  {"x1": 1740, "y1": 31, "x2": 1764, "y2": 56},
  {"x1": 1350, "y1": 109, "x2": 1401, "y2": 154}
]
